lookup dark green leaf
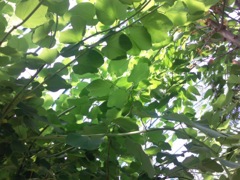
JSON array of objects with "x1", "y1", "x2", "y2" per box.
[
  {"x1": 142, "y1": 12, "x2": 173, "y2": 42},
  {"x1": 128, "y1": 26, "x2": 152, "y2": 50},
  {"x1": 107, "y1": 88, "x2": 129, "y2": 108},
  {"x1": 86, "y1": 79, "x2": 112, "y2": 97},
  {"x1": 119, "y1": 34, "x2": 132, "y2": 51},
  {"x1": 73, "y1": 49, "x2": 104, "y2": 75},
  {"x1": 126, "y1": 138, "x2": 155, "y2": 178},
  {"x1": 95, "y1": 0, "x2": 127, "y2": 25},
  {"x1": 200, "y1": 159, "x2": 223, "y2": 172},
  {"x1": 113, "y1": 117, "x2": 138, "y2": 131},
  {"x1": 45, "y1": 75, "x2": 71, "y2": 92},
  {"x1": 102, "y1": 33, "x2": 128, "y2": 60},
  {"x1": 108, "y1": 59, "x2": 129, "y2": 77},
  {"x1": 66, "y1": 133, "x2": 103, "y2": 150},
  {"x1": 128, "y1": 62, "x2": 149, "y2": 84},
  {"x1": 43, "y1": 0, "x2": 69, "y2": 15}
]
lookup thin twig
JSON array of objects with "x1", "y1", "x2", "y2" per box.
[
  {"x1": 0, "y1": 0, "x2": 43, "y2": 46},
  {"x1": 49, "y1": 14, "x2": 59, "y2": 48},
  {"x1": 1, "y1": 64, "x2": 45, "y2": 121},
  {"x1": 61, "y1": 0, "x2": 151, "y2": 54},
  {"x1": 206, "y1": 19, "x2": 240, "y2": 47}
]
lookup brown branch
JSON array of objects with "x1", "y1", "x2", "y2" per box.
[
  {"x1": 206, "y1": 19, "x2": 240, "y2": 47},
  {"x1": 0, "y1": 0, "x2": 43, "y2": 46}
]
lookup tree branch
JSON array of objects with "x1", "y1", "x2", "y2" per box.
[
  {"x1": 0, "y1": 0, "x2": 43, "y2": 46},
  {"x1": 206, "y1": 19, "x2": 240, "y2": 47}
]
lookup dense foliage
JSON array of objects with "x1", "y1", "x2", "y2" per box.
[{"x1": 0, "y1": 0, "x2": 240, "y2": 179}]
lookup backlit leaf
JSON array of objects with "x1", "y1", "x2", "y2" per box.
[
  {"x1": 102, "y1": 33, "x2": 128, "y2": 60},
  {"x1": 86, "y1": 79, "x2": 112, "y2": 97},
  {"x1": 66, "y1": 2, "x2": 95, "y2": 23},
  {"x1": 39, "y1": 48, "x2": 58, "y2": 64},
  {"x1": 95, "y1": 0, "x2": 127, "y2": 25},
  {"x1": 165, "y1": 0, "x2": 188, "y2": 26},
  {"x1": 128, "y1": 62, "x2": 149, "y2": 84},
  {"x1": 15, "y1": 0, "x2": 48, "y2": 28},
  {"x1": 108, "y1": 60, "x2": 129, "y2": 77},
  {"x1": 142, "y1": 12, "x2": 173, "y2": 42},
  {"x1": 128, "y1": 26, "x2": 152, "y2": 50},
  {"x1": 107, "y1": 88, "x2": 129, "y2": 108}
]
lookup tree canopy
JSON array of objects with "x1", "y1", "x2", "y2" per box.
[{"x1": 0, "y1": 0, "x2": 240, "y2": 179}]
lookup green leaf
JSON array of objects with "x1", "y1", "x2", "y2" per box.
[
  {"x1": 102, "y1": 33, "x2": 128, "y2": 60},
  {"x1": 8, "y1": 36, "x2": 28, "y2": 52},
  {"x1": 183, "y1": 0, "x2": 219, "y2": 15},
  {"x1": 212, "y1": 94, "x2": 227, "y2": 109},
  {"x1": 126, "y1": 138, "x2": 155, "y2": 178},
  {"x1": 59, "y1": 29, "x2": 84, "y2": 44},
  {"x1": 187, "y1": 86, "x2": 200, "y2": 95},
  {"x1": 184, "y1": 128, "x2": 197, "y2": 137},
  {"x1": 0, "y1": 46, "x2": 21, "y2": 57},
  {"x1": 163, "y1": 113, "x2": 226, "y2": 138},
  {"x1": 39, "y1": 48, "x2": 58, "y2": 64},
  {"x1": 95, "y1": 0, "x2": 127, "y2": 25},
  {"x1": 73, "y1": 49, "x2": 104, "y2": 75},
  {"x1": 232, "y1": 168, "x2": 240, "y2": 180},
  {"x1": 128, "y1": 62, "x2": 149, "y2": 84},
  {"x1": 66, "y1": 133, "x2": 103, "y2": 150},
  {"x1": 200, "y1": 159, "x2": 223, "y2": 172},
  {"x1": 183, "y1": 0, "x2": 205, "y2": 15},
  {"x1": 145, "y1": 146, "x2": 161, "y2": 156},
  {"x1": 146, "y1": 131, "x2": 166, "y2": 144},
  {"x1": 83, "y1": 124, "x2": 108, "y2": 134},
  {"x1": 0, "y1": 56, "x2": 11, "y2": 66},
  {"x1": 113, "y1": 117, "x2": 138, "y2": 131},
  {"x1": 0, "y1": 2, "x2": 14, "y2": 15},
  {"x1": 43, "y1": 0, "x2": 69, "y2": 15},
  {"x1": 86, "y1": 79, "x2": 112, "y2": 97},
  {"x1": 165, "y1": 0, "x2": 188, "y2": 26},
  {"x1": 66, "y1": 2, "x2": 95, "y2": 23},
  {"x1": 108, "y1": 60, "x2": 129, "y2": 77},
  {"x1": 142, "y1": 12, "x2": 173, "y2": 42},
  {"x1": 32, "y1": 21, "x2": 54, "y2": 43},
  {"x1": 192, "y1": 122, "x2": 226, "y2": 138},
  {"x1": 182, "y1": 156, "x2": 200, "y2": 168},
  {"x1": 128, "y1": 26, "x2": 152, "y2": 50},
  {"x1": 15, "y1": 0, "x2": 48, "y2": 28},
  {"x1": 45, "y1": 75, "x2": 71, "y2": 92},
  {"x1": 163, "y1": 113, "x2": 192, "y2": 125},
  {"x1": 204, "y1": 89, "x2": 213, "y2": 99},
  {"x1": 60, "y1": 44, "x2": 81, "y2": 57},
  {"x1": 184, "y1": 90, "x2": 198, "y2": 101},
  {"x1": 107, "y1": 88, "x2": 129, "y2": 108},
  {"x1": 119, "y1": 34, "x2": 132, "y2": 51},
  {"x1": 228, "y1": 75, "x2": 240, "y2": 84},
  {"x1": 0, "y1": 15, "x2": 7, "y2": 34},
  {"x1": 119, "y1": 0, "x2": 141, "y2": 4},
  {"x1": 10, "y1": 140, "x2": 27, "y2": 153},
  {"x1": 218, "y1": 159, "x2": 240, "y2": 168}
]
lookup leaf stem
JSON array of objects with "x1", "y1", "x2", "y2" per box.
[{"x1": 28, "y1": 127, "x2": 175, "y2": 140}]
